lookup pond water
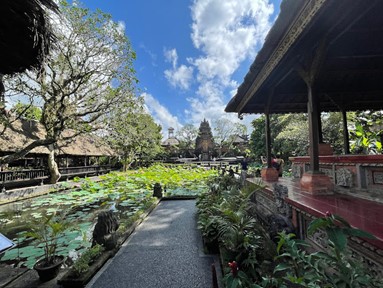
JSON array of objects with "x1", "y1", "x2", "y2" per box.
[
  {"x1": 0, "y1": 181, "x2": 155, "y2": 268},
  {"x1": 0, "y1": 166, "x2": 215, "y2": 269}
]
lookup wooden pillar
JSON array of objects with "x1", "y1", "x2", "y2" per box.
[
  {"x1": 317, "y1": 108, "x2": 323, "y2": 143},
  {"x1": 300, "y1": 84, "x2": 333, "y2": 194},
  {"x1": 265, "y1": 112, "x2": 272, "y2": 168},
  {"x1": 296, "y1": 39, "x2": 333, "y2": 194},
  {"x1": 261, "y1": 90, "x2": 278, "y2": 182},
  {"x1": 307, "y1": 84, "x2": 320, "y2": 171},
  {"x1": 341, "y1": 109, "x2": 350, "y2": 154}
]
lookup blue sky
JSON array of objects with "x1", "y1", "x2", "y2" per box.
[{"x1": 79, "y1": 0, "x2": 282, "y2": 137}]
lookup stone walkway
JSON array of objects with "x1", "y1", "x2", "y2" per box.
[{"x1": 86, "y1": 200, "x2": 219, "y2": 288}]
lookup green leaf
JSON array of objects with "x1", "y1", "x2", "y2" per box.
[
  {"x1": 332, "y1": 214, "x2": 351, "y2": 228},
  {"x1": 343, "y1": 228, "x2": 376, "y2": 239},
  {"x1": 308, "y1": 218, "x2": 330, "y2": 235},
  {"x1": 327, "y1": 227, "x2": 347, "y2": 252},
  {"x1": 274, "y1": 262, "x2": 290, "y2": 273}
]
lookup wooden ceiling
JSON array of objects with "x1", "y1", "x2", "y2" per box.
[{"x1": 226, "y1": 0, "x2": 383, "y2": 115}]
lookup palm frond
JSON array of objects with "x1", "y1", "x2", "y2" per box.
[{"x1": 0, "y1": 0, "x2": 59, "y2": 75}]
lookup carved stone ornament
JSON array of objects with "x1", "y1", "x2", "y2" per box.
[
  {"x1": 336, "y1": 168, "x2": 353, "y2": 187},
  {"x1": 291, "y1": 164, "x2": 302, "y2": 178},
  {"x1": 273, "y1": 183, "x2": 291, "y2": 218}
]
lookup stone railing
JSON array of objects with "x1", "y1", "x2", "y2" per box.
[{"x1": 290, "y1": 155, "x2": 383, "y2": 202}]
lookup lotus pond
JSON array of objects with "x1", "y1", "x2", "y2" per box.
[{"x1": 0, "y1": 164, "x2": 217, "y2": 268}]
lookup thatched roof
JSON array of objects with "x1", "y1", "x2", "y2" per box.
[
  {"x1": 0, "y1": 119, "x2": 115, "y2": 157},
  {"x1": 0, "y1": 0, "x2": 58, "y2": 75}
]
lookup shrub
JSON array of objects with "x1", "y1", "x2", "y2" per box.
[{"x1": 72, "y1": 244, "x2": 104, "y2": 276}]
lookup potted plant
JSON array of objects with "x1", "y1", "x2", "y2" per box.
[{"x1": 26, "y1": 212, "x2": 72, "y2": 281}]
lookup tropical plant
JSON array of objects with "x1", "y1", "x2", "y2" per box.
[
  {"x1": 197, "y1": 175, "x2": 275, "y2": 286},
  {"x1": 260, "y1": 213, "x2": 382, "y2": 288},
  {"x1": 307, "y1": 213, "x2": 380, "y2": 288},
  {"x1": 25, "y1": 211, "x2": 72, "y2": 266},
  {"x1": 198, "y1": 175, "x2": 382, "y2": 288},
  {"x1": 349, "y1": 111, "x2": 383, "y2": 154}
]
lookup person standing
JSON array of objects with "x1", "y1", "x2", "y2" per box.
[{"x1": 274, "y1": 154, "x2": 284, "y2": 177}]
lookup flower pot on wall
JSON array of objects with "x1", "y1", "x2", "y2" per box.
[{"x1": 261, "y1": 168, "x2": 279, "y2": 182}]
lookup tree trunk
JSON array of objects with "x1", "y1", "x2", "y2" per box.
[{"x1": 48, "y1": 147, "x2": 61, "y2": 184}]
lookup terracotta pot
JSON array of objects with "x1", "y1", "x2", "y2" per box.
[{"x1": 34, "y1": 255, "x2": 65, "y2": 282}]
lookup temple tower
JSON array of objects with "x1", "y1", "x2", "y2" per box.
[{"x1": 195, "y1": 119, "x2": 215, "y2": 161}]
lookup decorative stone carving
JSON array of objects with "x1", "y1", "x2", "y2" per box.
[
  {"x1": 372, "y1": 171, "x2": 383, "y2": 184},
  {"x1": 273, "y1": 183, "x2": 291, "y2": 218},
  {"x1": 308, "y1": 229, "x2": 328, "y2": 249},
  {"x1": 320, "y1": 168, "x2": 334, "y2": 180},
  {"x1": 267, "y1": 214, "x2": 295, "y2": 242},
  {"x1": 153, "y1": 183, "x2": 162, "y2": 198},
  {"x1": 336, "y1": 168, "x2": 353, "y2": 187},
  {"x1": 291, "y1": 164, "x2": 302, "y2": 178},
  {"x1": 92, "y1": 210, "x2": 119, "y2": 250}
]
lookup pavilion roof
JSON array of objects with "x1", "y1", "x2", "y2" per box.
[
  {"x1": 0, "y1": 118, "x2": 115, "y2": 157},
  {"x1": 225, "y1": 0, "x2": 383, "y2": 115}
]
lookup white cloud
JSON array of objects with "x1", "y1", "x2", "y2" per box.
[
  {"x1": 164, "y1": 48, "x2": 178, "y2": 67},
  {"x1": 190, "y1": 0, "x2": 273, "y2": 82},
  {"x1": 142, "y1": 92, "x2": 182, "y2": 137},
  {"x1": 164, "y1": 48, "x2": 194, "y2": 90},
  {"x1": 153, "y1": 0, "x2": 275, "y2": 134},
  {"x1": 164, "y1": 65, "x2": 194, "y2": 90},
  {"x1": 116, "y1": 21, "x2": 126, "y2": 35},
  {"x1": 180, "y1": 0, "x2": 274, "y2": 131}
]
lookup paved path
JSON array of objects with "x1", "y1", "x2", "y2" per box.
[{"x1": 87, "y1": 200, "x2": 218, "y2": 288}]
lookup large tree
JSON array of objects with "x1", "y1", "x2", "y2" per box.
[
  {"x1": 176, "y1": 124, "x2": 198, "y2": 157},
  {"x1": 213, "y1": 118, "x2": 247, "y2": 157},
  {"x1": 3, "y1": 1, "x2": 138, "y2": 182},
  {"x1": 105, "y1": 102, "x2": 163, "y2": 171}
]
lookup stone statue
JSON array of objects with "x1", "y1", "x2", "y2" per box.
[{"x1": 92, "y1": 210, "x2": 119, "y2": 250}]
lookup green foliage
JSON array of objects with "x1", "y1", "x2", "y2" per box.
[
  {"x1": 176, "y1": 123, "x2": 199, "y2": 157},
  {"x1": 250, "y1": 113, "x2": 346, "y2": 168},
  {"x1": 213, "y1": 118, "x2": 247, "y2": 157},
  {"x1": 197, "y1": 176, "x2": 381, "y2": 287},
  {"x1": 260, "y1": 215, "x2": 382, "y2": 288},
  {"x1": 3, "y1": 0, "x2": 139, "y2": 166},
  {"x1": 1, "y1": 165, "x2": 214, "y2": 268},
  {"x1": 25, "y1": 212, "x2": 73, "y2": 266},
  {"x1": 11, "y1": 102, "x2": 42, "y2": 121},
  {"x1": 197, "y1": 175, "x2": 275, "y2": 286},
  {"x1": 105, "y1": 102, "x2": 164, "y2": 170},
  {"x1": 120, "y1": 163, "x2": 217, "y2": 193},
  {"x1": 72, "y1": 244, "x2": 104, "y2": 276},
  {"x1": 349, "y1": 111, "x2": 383, "y2": 154}
]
